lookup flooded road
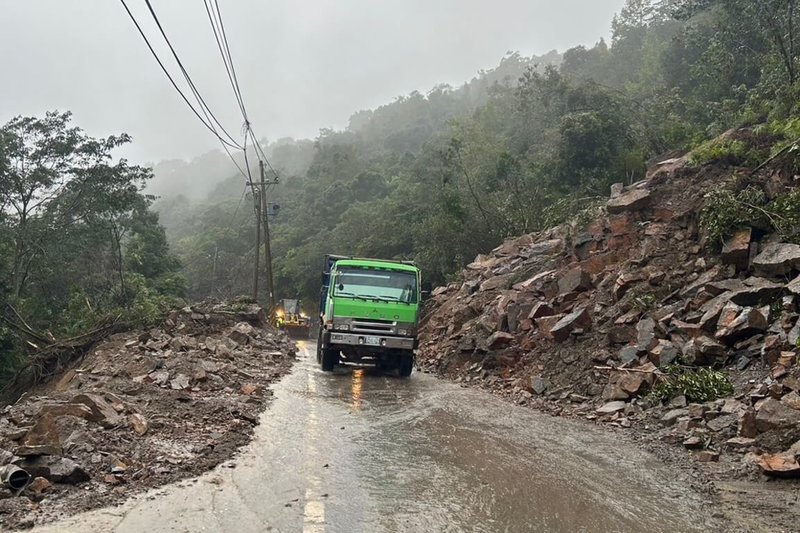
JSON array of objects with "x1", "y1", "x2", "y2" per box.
[{"x1": 31, "y1": 341, "x2": 720, "y2": 532}]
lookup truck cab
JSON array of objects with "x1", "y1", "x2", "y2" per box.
[{"x1": 317, "y1": 255, "x2": 421, "y2": 377}]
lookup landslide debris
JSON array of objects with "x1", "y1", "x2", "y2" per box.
[
  {"x1": 0, "y1": 301, "x2": 296, "y2": 530},
  {"x1": 418, "y1": 136, "x2": 800, "y2": 491}
]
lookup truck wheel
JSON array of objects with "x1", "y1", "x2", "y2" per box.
[
  {"x1": 321, "y1": 347, "x2": 338, "y2": 372},
  {"x1": 398, "y1": 354, "x2": 414, "y2": 378},
  {"x1": 316, "y1": 330, "x2": 324, "y2": 364}
]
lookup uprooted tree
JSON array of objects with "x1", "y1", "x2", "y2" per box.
[{"x1": 0, "y1": 111, "x2": 184, "y2": 390}]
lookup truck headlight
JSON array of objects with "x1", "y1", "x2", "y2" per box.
[
  {"x1": 397, "y1": 328, "x2": 408, "y2": 336},
  {"x1": 336, "y1": 324, "x2": 350, "y2": 331}
]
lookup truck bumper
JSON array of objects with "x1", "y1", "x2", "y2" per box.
[{"x1": 328, "y1": 332, "x2": 415, "y2": 351}]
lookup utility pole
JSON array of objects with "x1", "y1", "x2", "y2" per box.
[
  {"x1": 259, "y1": 160, "x2": 276, "y2": 310},
  {"x1": 252, "y1": 188, "x2": 261, "y2": 301}
]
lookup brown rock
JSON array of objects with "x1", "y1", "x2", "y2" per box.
[
  {"x1": 558, "y1": 268, "x2": 593, "y2": 295},
  {"x1": 725, "y1": 437, "x2": 756, "y2": 450},
  {"x1": 753, "y1": 242, "x2": 800, "y2": 276},
  {"x1": 596, "y1": 401, "x2": 627, "y2": 414},
  {"x1": 14, "y1": 445, "x2": 61, "y2": 457},
  {"x1": 781, "y1": 391, "x2": 800, "y2": 411},
  {"x1": 757, "y1": 452, "x2": 800, "y2": 478},
  {"x1": 26, "y1": 476, "x2": 52, "y2": 495},
  {"x1": 721, "y1": 228, "x2": 752, "y2": 269},
  {"x1": 479, "y1": 273, "x2": 514, "y2": 292},
  {"x1": 486, "y1": 331, "x2": 515, "y2": 350},
  {"x1": 636, "y1": 318, "x2": 659, "y2": 353},
  {"x1": 606, "y1": 188, "x2": 651, "y2": 214},
  {"x1": 240, "y1": 383, "x2": 260, "y2": 396},
  {"x1": 715, "y1": 306, "x2": 768, "y2": 344},
  {"x1": 613, "y1": 272, "x2": 646, "y2": 301},
  {"x1": 649, "y1": 340, "x2": 680, "y2": 368},
  {"x1": 739, "y1": 408, "x2": 759, "y2": 438},
  {"x1": 38, "y1": 403, "x2": 93, "y2": 421},
  {"x1": 536, "y1": 315, "x2": 565, "y2": 338},
  {"x1": 788, "y1": 274, "x2": 800, "y2": 295},
  {"x1": 72, "y1": 393, "x2": 123, "y2": 429},
  {"x1": 755, "y1": 398, "x2": 800, "y2": 432},
  {"x1": 694, "y1": 336, "x2": 726, "y2": 358},
  {"x1": 617, "y1": 372, "x2": 650, "y2": 396},
  {"x1": 21, "y1": 414, "x2": 61, "y2": 455},
  {"x1": 527, "y1": 302, "x2": 555, "y2": 320},
  {"x1": 695, "y1": 450, "x2": 720, "y2": 462},
  {"x1": 672, "y1": 320, "x2": 703, "y2": 338},
  {"x1": 683, "y1": 436, "x2": 704, "y2": 450},
  {"x1": 550, "y1": 307, "x2": 592, "y2": 342},
  {"x1": 129, "y1": 414, "x2": 149, "y2": 436}
]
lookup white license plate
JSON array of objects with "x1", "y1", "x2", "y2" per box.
[{"x1": 365, "y1": 336, "x2": 381, "y2": 346}]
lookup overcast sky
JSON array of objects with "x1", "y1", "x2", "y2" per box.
[{"x1": 0, "y1": 1, "x2": 626, "y2": 164}]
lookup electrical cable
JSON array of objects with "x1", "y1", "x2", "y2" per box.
[
  {"x1": 142, "y1": 0, "x2": 243, "y2": 149},
  {"x1": 203, "y1": 0, "x2": 248, "y2": 121},
  {"x1": 205, "y1": 0, "x2": 279, "y2": 179},
  {"x1": 118, "y1": 0, "x2": 241, "y2": 149}
]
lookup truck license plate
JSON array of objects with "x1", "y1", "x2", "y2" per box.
[{"x1": 365, "y1": 336, "x2": 380, "y2": 346}]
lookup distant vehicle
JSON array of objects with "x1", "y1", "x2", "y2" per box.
[
  {"x1": 272, "y1": 299, "x2": 311, "y2": 337},
  {"x1": 317, "y1": 255, "x2": 424, "y2": 377}
]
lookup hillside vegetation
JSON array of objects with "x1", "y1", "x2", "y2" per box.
[{"x1": 158, "y1": 0, "x2": 800, "y2": 306}]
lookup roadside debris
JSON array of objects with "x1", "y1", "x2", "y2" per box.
[
  {"x1": 418, "y1": 147, "x2": 800, "y2": 489},
  {"x1": 0, "y1": 300, "x2": 295, "y2": 530}
]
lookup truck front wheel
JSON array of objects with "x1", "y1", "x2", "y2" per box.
[
  {"x1": 321, "y1": 346, "x2": 338, "y2": 371},
  {"x1": 398, "y1": 354, "x2": 414, "y2": 378}
]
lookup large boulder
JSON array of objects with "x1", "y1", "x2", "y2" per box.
[
  {"x1": 550, "y1": 307, "x2": 592, "y2": 342},
  {"x1": 720, "y1": 228, "x2": 752, "y2": 269},
  {"x1": 607, "y1": 188, "x2": 651, "y2": 214},
  {"x1": 557, "y1": 267, "x2": 593, "y2": 295},
  {"x1": 755, "y1": 398, "x2": 800, "y2": 432},
  {"x1": 752, "y1": 243, "x2": 800, "y2": 276}
]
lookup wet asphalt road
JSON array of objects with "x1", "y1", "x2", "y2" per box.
[{"x1": 31, "y1": 341, "x2": 721, "y2": 532}]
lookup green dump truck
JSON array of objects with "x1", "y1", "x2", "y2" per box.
[{"x1": 317, "y1": 255, "x2": 422, "y2": 377}]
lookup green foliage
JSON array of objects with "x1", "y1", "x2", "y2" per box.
[
  {"x1": 0, "y1": 112, "x2": 183, "y2": 388},
  {"x1": 652, "y1": 367, "x2": 735, "y2": 403},
  {"x1": 700, "y1": 185, "x2": 800, "y2": 244},
  {"x1": 689, "y1": 138, "x2": 754, "y2": 166}
]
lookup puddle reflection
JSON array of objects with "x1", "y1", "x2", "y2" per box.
[{"x1": 351, "y1": 369, "x2": 364, "y2": 410}]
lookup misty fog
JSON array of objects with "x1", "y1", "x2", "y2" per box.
[{"x1": 1, "y1": 0, "x2": 625, "y2": 200}]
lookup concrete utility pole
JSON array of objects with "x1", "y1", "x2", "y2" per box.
[
  {"x1": 259, "y1": 160, "x2": 276, "y2": 310},
  {"x1": 252, "y1": 188, "x2": 261, "y2": 301}
]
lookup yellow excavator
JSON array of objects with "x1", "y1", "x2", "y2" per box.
[{"x1": 271, "y1": 299, "x2": 311, "y2": 337}]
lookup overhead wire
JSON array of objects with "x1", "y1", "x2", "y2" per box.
[
  {"x1": 204, "y1": 0, "x2": 279, "y2": 180},
  {"x1": 118, "y1": 0, "x2": 241, "y2": 150},
  {"x1": 141, "y1": 0, "x2": 243, "y2": 150}
]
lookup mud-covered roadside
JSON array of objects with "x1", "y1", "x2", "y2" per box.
[{"x1": 0, "y1": 301, "x2": 296, "y2": 530}]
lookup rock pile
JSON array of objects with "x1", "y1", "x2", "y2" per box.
[
  {"x1": 419, "y1": 152, "x2": 800, "y2": 480},
  {"x1": 0, "y1": 301, "x2": 296, "y2": 529}
]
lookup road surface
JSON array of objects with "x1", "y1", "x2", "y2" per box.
[{"x1": 30, "y1": 341, "x2": 721, "y2": 532}]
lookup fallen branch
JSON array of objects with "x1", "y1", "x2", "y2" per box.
[
  {"x1": 750, "y1": 140, "x2": 799, "y2": 176},
  {"x1": 594, "y1": 365, "x2": 667, "y2": 376}
]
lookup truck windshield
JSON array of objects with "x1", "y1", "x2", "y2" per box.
[{"x1": 334, "y1": 267, "x2": 418, "y2": 304}]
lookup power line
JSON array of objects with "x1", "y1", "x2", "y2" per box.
[
  {"x1": 142, "y1": 0, "x2": 243, "y2": 150},
  {"x1": 203, "y1": 0, "x2": 248, "y2": 121},
  {"x1": 204, "y1": 0, "x2": 279, "y2": 180},
  {"x1": 118, "y1": 0, "x2": 241, "y2": 150}
]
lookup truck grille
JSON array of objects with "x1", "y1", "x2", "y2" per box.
[{"x1": 351, "y1": 318, "x2": 395, "y2": 334}]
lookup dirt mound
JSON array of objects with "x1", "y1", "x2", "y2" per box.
[
  {"x1": 0, "y1": 301, "x2": 296, "y2": 530},
  {"x1": 418, "y1": 144, "x2": 800, "y2": 485}
]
